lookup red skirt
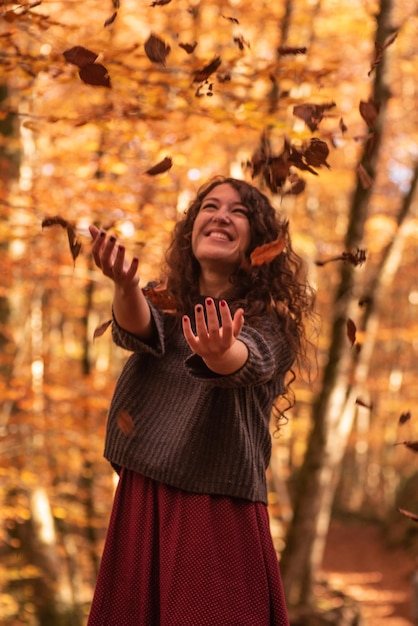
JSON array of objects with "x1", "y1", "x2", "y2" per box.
[{"x1": 87, "y1": 469, "x2": 289, "y2": 626}]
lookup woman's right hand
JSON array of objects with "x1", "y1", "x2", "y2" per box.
[{"x1": 89, "y1": 225, "x2": 139, "y2": 291}]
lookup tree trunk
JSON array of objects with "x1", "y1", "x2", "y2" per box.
[{"x1": 280, "y1": 0, "x2": 395, "y2": 607}]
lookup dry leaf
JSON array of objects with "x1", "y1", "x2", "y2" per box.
[
  {"x1": 398, "y1": 508, "x2": 418, "y2": 523},
  {"x1": 93, "y1": 319, "x2": 112, "y2": 340},
  {"x1": 399, "y1": 411, "x2": 411, "y2": 425},
  {"x1": 79, "y1": 63, "x2": 111, "y2": 88},
  {"x1": 179, "y1": 41, "x2": 197, "y2": 54},
  {"x1": 293, "y1": 102, "x2": 336, "y2": 132},
  {"x1": 117, "y1": 410, "x2": 135, "y2": 436},
  {"x1": 346, "y1": 318, "x2": 357, "y2": 346},
  {"x1": 278, "y1": 46, "x2": 307, "y2": 56},
  {"x1": 394, "y1": 440, "x2": 418, "y2": 452},
  {"x1": 357, "y1": 163, "x2": 373, "y2": 189},
  {"x1": 193, "y1": 56, "x2": 222, "y2": 83},
  {"x1": 145, "y1": 156, "x2": 173, "y2": 176},
  {"x1": 143, "y1": 285, "x2": 177, "y2": 311},
  {"x1": 104, "y1": 11, "x2": 118, "y2": 27},
  {"x1": 144, "y1": 34, "x2": 171, "y2": 65},
  {"x1": 63, "y1": 46, "x2": 98, "y2": 68},
  {"x1": 355, "y1": 398, "x2": 373, "y2": 410},
  {"x1": 250, "y1": 238, "x2": 286, "y2": 267}
]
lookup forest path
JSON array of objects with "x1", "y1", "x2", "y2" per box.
[{"x1": 321, "y1": 520, "x2": 417, "y2": 625}]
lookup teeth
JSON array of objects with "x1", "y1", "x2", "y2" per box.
[{"x1": 209, "y1": 231, "x2": 229, "y2": 240}]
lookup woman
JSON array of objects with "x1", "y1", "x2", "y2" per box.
[{"x1": 87, "y1": 176, "x2": 314, "y2": 625}]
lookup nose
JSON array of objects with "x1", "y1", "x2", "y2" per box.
[{"x1": 212, "y1": 209, "x2": 230, "y2": 224}]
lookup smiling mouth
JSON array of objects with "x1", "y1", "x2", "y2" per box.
[{"x1": 207, "y1": 231, "x2": 231, "y2": 241}]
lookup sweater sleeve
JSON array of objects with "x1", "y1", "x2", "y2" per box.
[
  {"x1": 111, "y1": 301, "x2": 166, "y2": 357},
  {"x1": 184, "y1": 316, "x2": 294, "y2": 390}
]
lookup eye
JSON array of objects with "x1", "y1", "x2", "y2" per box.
[
  {"x1": 200, "y1": 202, "x2": 217, "y2": 211},
  {"x1": 233, "y1": 207, "x2": 249, "y2": 217}
]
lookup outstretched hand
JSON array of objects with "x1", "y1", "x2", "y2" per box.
[
  {"x1": 182, "y1": 298, "x2": 247, "y2": 374},
  {"x1": 89, "y1": 225, "x2": 139, "y2": 290}
]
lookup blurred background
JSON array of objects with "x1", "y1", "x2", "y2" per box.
[{"x1": 1, "y1": 0, "x2": 418, "y2": 624}]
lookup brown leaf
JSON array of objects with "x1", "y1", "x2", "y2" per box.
[
  {"x1": 342, "y1": 248, "x2": 367, "y2": 266},
  {"x1": 117, "y1": 410, "x2": 135, "y2": 436},
  {"x1": 293, "y1": 102, "x2": 336, "y2": 132},
  {"x1": 104, "y1": 11, "x2": 118, "y2": 27},
  {"x1": 179, "y1": 41, "x2": 197, "y2": 54},
  {"x1": 303, "y1": 138, "x2": 330, "y2": 169},
  {"x1": 79, "y1": 63, "x2": 111, "y2": 88},
  {"x1": 143, "y1": 284, "x2": 177, "y2": 311},
  {"x1": 250, "y1": 238, "x2": 286, "y2": 267},
  {"x1": 67, "y1": 226, "x2": 82, "y2": 261},
  {"x1": 278, "y1": 46, "x2": 307, "y2": 56},
  {"x1": 346, "y1": 318, "x2": 357, "y2": 346},
  {"x1": 355, "y1": 397, "x2": 373, "y2": 410},
  {"x1": 394, "y1": 441, "x2": 418, "y2": 453},
  {"x1": 399, "y1": 411, "x2": 411, "y2": 425},
  {"x1": 398, "y1": 508, "x2": 418, "y2": 523},
  {"x1": 339, "y1": 118, "x2": 348, "y2": 133},
  {"x1": 93, "y1": 319, "x2": 112, "y2": 340},
  {"x1": 145, "y1": 156, "x2": 173, "y2": 176},
  {"x1": 144, "y1": 34, "x2": 171, "y2": 65},
  {"x1": 359, "y1": 99, "x2": 379, "y2": 129},
  {"x1": 221, "y1": 15, "x2": 239, "y2": 24},
  {"x1": 63, "y1": 46, "x2": 98, "y2": 68},
  {"x1": 193, "y1": 56, "x2": 222, "y2": 83},
  {"x1": 150, "y1": 0, "x2": 172, "y2": 5},
  {"x1": 368, "y1": 32, "x2": 398, "y2": 76},
  {"x1": 357, "y1": 163, "x2": 373, "y2": 189},
  {"x1": 42, "y1": 215, "x2": 81, "y2": 261}
]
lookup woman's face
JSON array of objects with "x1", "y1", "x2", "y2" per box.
[{"x1": 191, "y1": 183, "x2": 251, "y2": 274}]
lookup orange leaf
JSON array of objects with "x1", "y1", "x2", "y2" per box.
[
  {"x1": 250, "y1": 238, "x2": 286, "y2": 267},
  {"x1": 398, "y1": 508, "x2": 418, "y2": 523},
  {"x1": 117, "y1": 410, "x2": 135, "y2": 436},
  {"x1": 346, "y1": 318, "x2": 357, "y2": 346}
]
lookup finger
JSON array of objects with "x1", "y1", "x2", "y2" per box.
[
  {"x1": 182, "y1": 315, "x2": 198, "y2": 349},
  {"x1": 205, "y1": 298, "x2": 221, "y2": 336},
  {"x1": 89, "y1": 225, "x2": 100, "y2": 240},
  {"x1": 232, "y1": 307, "x2": 245, "y2": 337},
  {"x1": 194, "y1": 304, "x2": 209, "y2": 339},
  {"x1": 101, "y1": 235, "x2": 118, "y2": 270},
  {"x1": 218, "y1": 299, "x2": 234, "y2": 342},
  {"x1": 112, "y1": 244, "x2": 126, "y2": 276}
]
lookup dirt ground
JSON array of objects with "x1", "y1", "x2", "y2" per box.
[{"x1": 321, "y1": 520, "x2": 418, "y2": 625}]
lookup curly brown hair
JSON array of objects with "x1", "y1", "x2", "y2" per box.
[{"x1": 161, "y1": 176, "x2": 316, "y2": 426}]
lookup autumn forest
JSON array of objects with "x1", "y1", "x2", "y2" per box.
[{"x1": 1, "y1": 0, "x2": 418, "y2": 624}]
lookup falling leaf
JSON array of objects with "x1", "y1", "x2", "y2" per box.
[
  {"x1": 398, "y1": 508, "x2": 418, "y2": 523},
  {"x1": 277, "y1": 46, "x2": 307, "y2": 56},
  {"x1": 104, "y1": 11, "x2": 118, "y2": 27},
  {"x1": 359, "y1": 99, "x2": 380, "y2": 129},
  {"x1": 221, "y1": 15, "x2": 239, "y2": 24},
  {"x1": 339, "y1": 118, "x2": 348, "y2": 133},
  {"x1": 346, "y1": 318, "x2": 357, "y2": 346},
  {"x1": 303, "y1": 138, "x2": 330, "y2": 169},
  {"x1": 179, "y1": 41, "x2": 197, "y2": 54},
  {"x1": 67, "y1": 226, "x2": 82, "y2": 261},
  {"x1": 93, "y1": 319, "x2": 112, "y2": 340},
  {"x1": 394, "y1": 440, "x2": 418, "y2": 453},
  {"x1": 42, "y1": 215, "x2": 82, "y2": 261},
  {"x1": 117, "y1": 410, "x2": 135, "y2": 436},
  {"x1": 234, "y1": 36, "x2": 250, "y2": 51},
  {"x1": 355, "y1": 398, "x2": 373, "y2": 410},
  {"x1": 150, "y1": 0, "x2": 172, "y2": 4},
  {"x1": 143, "y1": 284, "x2": 177, "y2": 311},
  {"x1": 193, "y1": 56, "x2": 222, "y2": 83},
  {"x1": 315, "y1": 248, "x2": 367, "y2": 267},
  {"x1": 63, "y1": 46, "x2": 98, "y2": 68},
  {"x1": 79, "y1": 63, "x2": 111, "y2": 88},
  {"x1": 357, "y1": 163, "x2": 373, "y2": 189},
  {"x1": 368, "y1": 32, "x2": 398, "y2": 76},
  {"x1": 145, "y1": 156, "x2": 173, "y2": 176},
  {"x1": 293, "y1": 102, "x2": 336, "y2": 132},
  {"x1": 144, "y1": 33, "x2": 171, "y2": 65},
  {"x1": 399, "y1": 411, "x2": 411, "y2": 425},
  {"x1": 250, "y1": 238, "x2": 286, "y2": 267}
]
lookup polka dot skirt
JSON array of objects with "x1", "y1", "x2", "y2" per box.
[{"x1": 87, "y1": 469, "x2": 289, "y2": 626}]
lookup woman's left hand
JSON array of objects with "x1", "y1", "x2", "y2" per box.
[{"x1": 182, "y1": 298, "x2": 247, "y2": 374}]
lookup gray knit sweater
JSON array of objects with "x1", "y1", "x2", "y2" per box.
[{"x1": 103, "y1": 300, "x2": 294, "y2": 504}]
